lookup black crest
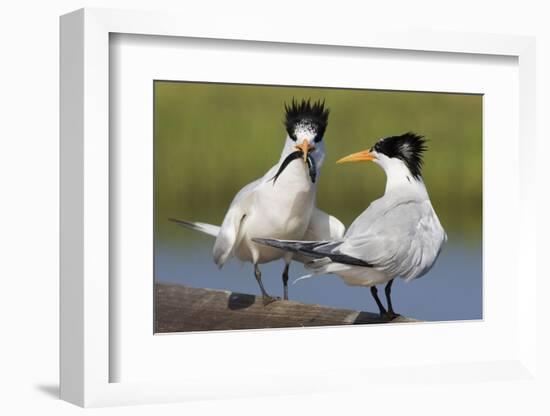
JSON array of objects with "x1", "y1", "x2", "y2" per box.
[
  {"x1": 372, "y1": 132, "x2": 427, "y2": 179},
  {"x1": 284, "y1": 99, "x2": 329, "y2": 142}
]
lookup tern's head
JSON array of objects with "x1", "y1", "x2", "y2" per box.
[
  {"x1": 273, "y1": 99, "x2": 329, "y2": 184},
  {"x1": 337, "y1": 132, "x2": 427, "y2": 179},
  {"x1": 285, "y1": 98, "x2": 329, "y2": 145}
]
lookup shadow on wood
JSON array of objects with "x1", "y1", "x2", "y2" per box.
[{"x1": 155, "y1": 283, "x2": 417, "y2": 333}]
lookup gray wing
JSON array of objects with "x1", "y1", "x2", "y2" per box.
[
  {"x1": 252, "y1": 238, "x2": 371, "y2": 267},
  {"x1": 340, "y1": 200, "x2": 446, "y2": 280}
]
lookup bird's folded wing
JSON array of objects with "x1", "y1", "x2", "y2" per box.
[
  {"x1": 211, "y1": 162, "x2": 285, "y2": 267},
  {"x1": 212, "y1": 178, "x2": 261, "y2": 267},
  {"x1": 339, "y1": 200, "x2": 445, "y2": 279},
  {"x1": 252, "y1": 238, "x2": 371, "y2": 267}
]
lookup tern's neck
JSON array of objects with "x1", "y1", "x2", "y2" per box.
[{"x1": 382, "y1": 161, "x2": 428, "y2": 198}]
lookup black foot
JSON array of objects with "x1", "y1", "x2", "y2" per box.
[
  {"x1": 261, "y1": 295, "x2": 279, "y2": 306},
  {"x1": 382, "y1": 311, "x2": 400, "y2": 321}
]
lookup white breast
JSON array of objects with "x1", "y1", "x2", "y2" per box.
[{"x1": 236, "y1": 159, "x2": 316, "y2": 264}]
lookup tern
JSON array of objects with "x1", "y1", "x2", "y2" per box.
[
  {"x1": 253, "y1": 132, "x2": 446, "y2": 318},
  {"x1": 171, "y1": 99, "x2": 345, "y2": 304}
]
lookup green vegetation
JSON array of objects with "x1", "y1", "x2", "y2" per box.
[{"x1": 155, "y1": 81, "x2": 482, "y2": 244}]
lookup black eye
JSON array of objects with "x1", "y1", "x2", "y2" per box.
[{"x1": 314, "y1": 135, "x2": 322, "y2": 143}]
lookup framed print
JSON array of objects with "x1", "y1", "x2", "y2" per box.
[
  {"x1": 60, "y1": 8, "x2": 538, "y2": 407},
  {"x1": 153, "y1": 81, "x2": 482, "y2": 332}
]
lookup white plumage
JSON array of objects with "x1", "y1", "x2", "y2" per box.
[{"x1": 211, "y1": 138, "x2": 344, "y2": 268}]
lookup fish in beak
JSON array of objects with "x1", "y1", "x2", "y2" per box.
[
  {"x1": 294, "y1": 139, "x2": 315, "y2": 163},
  {"x1": 272, "y1": 139, "x2": 317, "y2": 184}
]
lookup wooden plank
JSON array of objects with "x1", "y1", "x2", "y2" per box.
[{"x1": 155, "y1": 283, "x2": 417, "y2": 333}]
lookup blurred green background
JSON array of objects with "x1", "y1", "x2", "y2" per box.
[{"x1": 155, "y1": 81, "x2": 482, "y2": 243}]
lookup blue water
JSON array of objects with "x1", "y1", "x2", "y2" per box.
[{"x1": 155, "y1": 232, "x2": 482, "y2": 322}]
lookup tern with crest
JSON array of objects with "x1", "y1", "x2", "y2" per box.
[{"x1": 171, "y1": 99, "x2": 345, "y2": 304}]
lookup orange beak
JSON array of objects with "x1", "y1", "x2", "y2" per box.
[
  {"x1": 336, "y1": 149, "x2": 376, "y2": 164},
  {"x1": 294, "y1": 139, "x2": 315, "y2": 162}
]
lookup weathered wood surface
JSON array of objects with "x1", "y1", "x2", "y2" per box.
[{"x1": 155, "y1": 283, "x2": 417, "y2": 333}]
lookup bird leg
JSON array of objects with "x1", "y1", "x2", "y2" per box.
[
  {"x1": 370, "y1": 286, "x2": 387, "y2": 316},
  {"x1": 383, "y1": 279, "x2": 400, "y2": 320},
  {"x1": 282, "y1": 263, "x2": 290, "y2": 300},
  {"x1": 254, "y1": 264, "x2": 277, "y2": 306}
]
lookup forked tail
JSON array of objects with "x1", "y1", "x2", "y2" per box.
[{"x1": 169, "y1": 218, "x2": 220, "y2": 237}]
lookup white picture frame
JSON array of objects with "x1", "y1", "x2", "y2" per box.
[{"x1": 60, "y1": 7, "x2": 538, "y2": 408}]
